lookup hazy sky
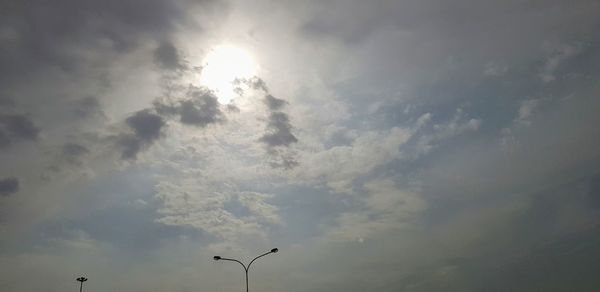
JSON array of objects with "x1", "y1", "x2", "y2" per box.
[{"x1": 1, "y1": 0, "x2": 600, "y2": 291}]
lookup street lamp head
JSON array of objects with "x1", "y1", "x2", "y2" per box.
[
  {"x1": 76, "y1": 277, "x2": 88, "y2": 282},
  {"x1": 213, "y1": 255, "x2": 222, "y2": 260},
  {"x1": 271, "y1": 248, "x2": 278, "y2": 253}
]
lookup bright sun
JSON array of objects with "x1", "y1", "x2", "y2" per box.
[{"x1": 199, "y1": 45, "x2": 258, "y2": 104}]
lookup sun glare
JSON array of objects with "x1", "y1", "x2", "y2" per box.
[{"x1": 199, "y1": 45, "x2": 258, "y2": 104}]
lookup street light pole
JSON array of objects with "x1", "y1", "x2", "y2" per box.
[
  {"x1": 76, "y1": 277, "x2": 88, "y2": 292},
  {"x1": 214, "y1": 248, "x2": 278, "y2": 292}
]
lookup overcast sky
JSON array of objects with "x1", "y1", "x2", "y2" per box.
[{"x1": 1, "y1": 0, "x2": 600, "y2": 291}]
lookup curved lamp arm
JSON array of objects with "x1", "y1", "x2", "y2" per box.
[
  {"x1": 247, "y1": 249, "x2": 277, "y2": 271},
  {"x1": 213, "y1": 248, "x2": 278, "y2": 272},
  {"x1": 217, "y1": 257, "x2": 248, "y2": 271}
]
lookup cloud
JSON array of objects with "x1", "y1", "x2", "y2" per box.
[
  {"x1": 0, "y1": 114, "x2": 40, "y2": 148},
  {"x1": 264, "y1": 94, "x2": 288, "y2": 110},
  {"x1": 0, "y1": 98, "x2": 15, "y2": 108},
  {"x1": 249, "y1": 77, "x2": 269, "y2": 92},
  {"x1": 266, "y1": 148, "x2": 300, "y2": 170},
  {"x1": 0, "y1": 177, "x2": 19, "y2": 197},
  {"x1": 62, "y1": 142, "x2": 90, "y2": 165},
  {"x1": 126, "y1": 110, "x2": 165, "y2": 141},
  {"x1": 117, "y1": 135, "x2": 143, "y2": 160},
  {"x1": 0, "y1": 130, "x2": 9, "y2": 148},
  {"x1": 412, "y1": 109, "x2": 481, "y2": 156},
  {"x1": 232, "y1": 77, "x2": 300, "y2": 168},
  {"x1": 73, "y1": 96, "x2": 105, "y2": 120},
  {"x1": 260, "y1": 99, "x2": 299, "y2": 169},
  {"x1": 539, "y1": 42, "x2": 583, "y2": 83},
  {"x1": 1, "y1": 1, "x2": 600, "y2": 291},
  {"x1": 232, "y1": 77, "x2": 270, "y2": 96},
  {"x1": 515, "y1": 98, "x2": 540, "y2": 126},
  {"x1": 179, "y1": 91, "x2": 223, "y2": 126},
  {"x1": 0, "y1": 0, "x2": 185, "y2": 68},
  {"x1": 153, "y1": 41, "x2": 186, "y2": 70},
  {"x1": 260, "y1": 112, "x2": 298, "y2": 147},
  {"x1": 327, "y1": 179, "x2": 426, "y2": 241},
  {"x1": 234, "y1": 192, "x2": 281, "y2": 225},
  {"x1": 151, "y1": 44, "x2": 224, "y2": 127},
  {"x1": 154, "y1": 87, "x2": 224, "y2": 127},
  {"x1": 118, "y1": 109, "x2": 166, "y2": 159},
  {"x1": 484, "y1": 61, "x2": 508, "y2": 77},
  {"x1": 63, "y1": 143, "x2": 89, "y2": 157},
  {"x1": 155, "y1": 181, "x2": 280, "y2": 241},
  {"x1": 116, "y1": 86, "x2": 225, "y2": 160},
  {"x1": 295, "y1": 127, "x2": 412, "y2": 193}
]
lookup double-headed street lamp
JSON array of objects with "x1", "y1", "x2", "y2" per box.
[
  {"x1": 213, "y1": 248, "x2": 279, "y2": 292},
  {"x1": 76, "y1": 276, "x2": 88, "y2": 292}
]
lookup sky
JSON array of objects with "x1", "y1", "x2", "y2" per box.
[{"x1": 1, "y1": 0, "x2": 600, "y2": 291}]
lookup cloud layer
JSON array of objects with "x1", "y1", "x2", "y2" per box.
[{"x1": 1, "y1": 0, "x2": 600, "y2": 291}]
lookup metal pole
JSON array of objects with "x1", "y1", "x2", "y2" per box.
[
  {"x1": 245, "y1": 268, "x2": 249, "y2": 292},
  {"x1": 77, "y1": 277, "x2": 87, "y2": 292}
]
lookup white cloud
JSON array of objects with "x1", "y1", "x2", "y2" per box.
[
  {"x1": 326, "y1": 179, "x2": 426, "y2": 242},
  {"x1": 516, "y1": 98, "x2": 540, "y2": 126},
  {"x1": 145, "y1": 103, "x2": 287, "y2": 243},
  {"x1": 293, "y1": 127, "x2": 412, "y2": 193},
  {"x1": 484, "y1": 61, "x2": 509, "y2": 77},
  {"x1": 238, "y1": 191, "x2": 282, "y2": 225},
  {"x1": 415, "y1": 109, "x2": 481, "y2": 156},
  {"x1": 539, "y1": 42, "x2": 583, "y2": 83}
]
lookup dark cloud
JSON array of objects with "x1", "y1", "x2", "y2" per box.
[
  {"x1": 260, "y1": 105, "x2": 299, "y2": 169},
  {"x1": 154, "y1": 88, "x2": 224, "y2": 127},
  {"x1": 234, "y1": 77, "x2": 269, "y2": 93},
  {"x1": 232, "y1": 78, "x2": 298, "y2": 148},
  {"x1": 250, "y1": 77, "x2": 268, "y2": 92},
  {"x1": 126, "y1": 110, "x2": 165, "y2": 142},
  {"x1": 264, "y1": 94, "x2": 287, "y2": 111},
  {"x1": 118, "y1": 88, "x2": 223, "y2": 160},
  {"x1": 585, "y1": 173, "x2": 600, "y2": 208},
  {"x1": 492, "y1": 226, "x2": 600, "y2": 292},
  {"x1": 301, "y1": 0, "x2": 599, "y2": 46},
  {"x1": 0, "y1": 0, "x2": 188, "y2": 85},
  {"x1": 0, "y1": 115, "x2": 39, "y2": 140},
  {"x1": 0, "y1": 114, "x2": 40, "y2": 148},
  {"x1": 73, "y1": 96, "x2": 104, "y2": 119},
  {"x1": 0, "y1": 129, "x2": 10, "y2": 148},
  {"x1": 266, "y1": 148, "x2": 299, "y2": 169},
  {"x1": 231, "y1": 77, "x2": 300, "y2": 168},
  {"x1": 179, "y1": 92, "x2": 223, "y2": 126},
  {"x1": 153, "y1": 41, "x2": 185, "y2": 70},
  {"x1": 118, "y1": 110, "x2": 166, "y2": 159},
  {"x1": 226, "y1": 104, "x2": 240, "y2": 113},
  {"x1": 153, "y1": 100, "x2": 180, "y2": 116},
  {"x1": 63, "y1": 143, "x2": 89, "y2": 157},
  {"x1": 118, "y1": 135, "x2": 144, "y2": 160},
  {"x1": 0, "y1": 98, "x2": 15, "y2": 108},
  {"x1": 62, "y1": 142, "x2": 90, "y2": 165},
  {"x1": 157, "y1": 77, "x2": 295, "y2": 166},
  {"x1": 300, "y1": 0, "x2": 600, "y2": 112},
  {"x1": 0, "y1": 177, "x2": 19, "y2": 197},
  {"x1": 260, "y1": 112, "x2": 298, "y2": 147}
]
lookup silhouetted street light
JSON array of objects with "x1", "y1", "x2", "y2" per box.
[
  {"x1": 213, "y1": 248, "x2": 278, "y2": 292},
  {"x1": 76, "y1": 276, "x2": 88, "y2": 292}
]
